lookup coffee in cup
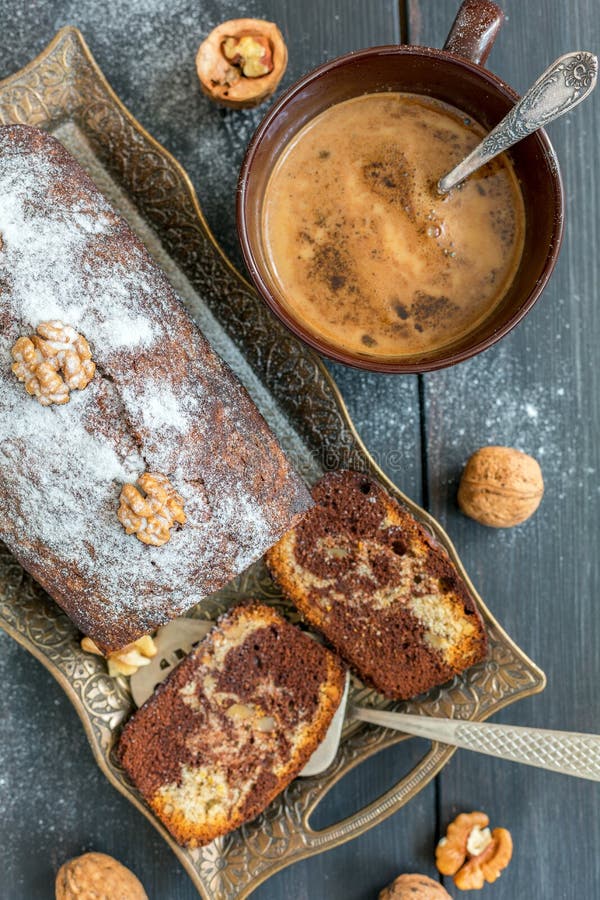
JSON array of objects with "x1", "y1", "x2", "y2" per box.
[{"x1": 261, "y1": 91, "x2": 525, "y2": 360}]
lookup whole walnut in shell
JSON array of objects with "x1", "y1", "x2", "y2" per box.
[
  {"x1": 379, "y1": 873, "x2": 451, "y2": 899},
  {"x1": 55, "y1": 852, "x2": 148, "y2": 900},
  {"x1": 458, "y1": 446, "x2": 544, "y2": 528}
]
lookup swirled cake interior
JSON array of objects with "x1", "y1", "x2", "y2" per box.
[
  {"x1": 267, "y1": 470, "x2": 487, "y2": 699},
  {"x1": 118, "y1": 602, "x2": 346, "y2": 846}
]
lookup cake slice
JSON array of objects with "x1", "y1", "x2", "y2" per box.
[
  {"x1": 267, "y1": 470, "x2": 487, "y2": 700},
  {"x1": 118, "y1": 602, "x2": 346, "y2": 847}
]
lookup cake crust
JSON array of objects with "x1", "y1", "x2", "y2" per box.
[
  {"x1": 0, "y1": 124, "x2": 312, "y2": 652},
  {"x1": 267, "y1": 470, "x2": 488, "y2": 700},
  {"x1": 118, "y1": 602, "x2": 346, "y2": 846}
]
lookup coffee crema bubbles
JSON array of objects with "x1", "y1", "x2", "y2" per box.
[{"x1": 261, "y1": 92, "x2": 525, "y2": 359}]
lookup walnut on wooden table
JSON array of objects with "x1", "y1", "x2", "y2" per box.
[
  {"x1": 458, "y1": 446, "x2": 544, "y2": 527},
  {"x1": 436, "y1": 810, "x2": 513, "y2": 890},
  {"x1": 196, "y1": 18, "x2": 288, "y2": 108},
  {"x1": 55, "y1": 851, "x2": 148, "y2": 900},
  {"x1": 379, "y1": 872, "x2": 451, "y2": 898}
]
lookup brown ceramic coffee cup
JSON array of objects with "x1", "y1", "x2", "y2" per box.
[{"x1": 237, "y1": 0, "x2": 564, "y2": 373}]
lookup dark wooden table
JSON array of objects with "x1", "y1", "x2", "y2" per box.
[{"x1": 1, "y1": 1, "x2": 598, "y2": 898}]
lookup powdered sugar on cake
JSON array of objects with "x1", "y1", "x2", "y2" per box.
[
  {"x1": 0, "y1": 126, "x2": 311, "y2": 650},
  {"x1": 0, "y1": 152, "x2": 157, "y2": 350}
]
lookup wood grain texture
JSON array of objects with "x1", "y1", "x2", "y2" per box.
[{"x1": 410, "y1": 1, "x2": 600, "y2": 898}]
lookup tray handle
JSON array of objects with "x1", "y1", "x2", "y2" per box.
[{"x1": 298, "y1": 738, "x2": 450, "y2": 848}]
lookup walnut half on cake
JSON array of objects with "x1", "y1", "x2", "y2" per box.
[
  {"x1": 267, "y1": 470, "x2": 487, "y2": 700},
  {"x1": 118, "y1": 602, "x2": 346, "y2": 847}
]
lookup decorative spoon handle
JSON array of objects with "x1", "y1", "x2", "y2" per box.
[
  {"x1": 438, "y1": 51, "x2": 598, "y2": 194},
  {"x1": 352, "y1": 708, "x2": 600, "y2": 781}
]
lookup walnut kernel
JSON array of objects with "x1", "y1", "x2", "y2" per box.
[
  {"x1": 436, "y1": 811, "x2": 513, "y2": 890},
  {"x1": 81, "y1": 634, "x2": 157, "y2": 677},
  {"x1": 379, "y1": 873, "x2": 451, "y2": 898},
  {"x1": 458, "y1": 446, "x2": 543, "y2": 527},
  {"x1": 55, "y1": 851, "x2": 148, "y2": 900},
  {"x1": 222, "y1": 34, "x2": 273, "y2": 77},
  {"x1": 196, "y1": 18, "x2": 288, "y2": 109},
  {"x1": 118, "y1": 472, "x2": 186, "y2": 546},
  {"x1": 11, "y1": 320, "x2": 95, "y2": 406}
]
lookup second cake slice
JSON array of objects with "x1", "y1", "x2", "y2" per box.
[
  {"x1": 267, "y1": 470, "x2": 487, "y2": 700},
  {"x1": 118, "y1": 602, "x2": 346, "y2": 847}
]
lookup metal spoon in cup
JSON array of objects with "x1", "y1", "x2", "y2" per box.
[
  {"x1": 438, "y1": 51, "x2": 598, "y2": 194},
  {"x1": 130, "y1": 618, "x2": 600, "y2": 782}
]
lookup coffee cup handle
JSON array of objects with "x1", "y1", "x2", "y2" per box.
[{"x1": 443, "y1": 0, "x2": 505, "y2": 67}]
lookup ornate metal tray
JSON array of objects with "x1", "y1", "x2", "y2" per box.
[{"x1": 0, "y1": 29, "x2": 545, "y2": 899}]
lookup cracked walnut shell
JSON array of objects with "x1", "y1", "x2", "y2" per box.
[
  {"x1": 379, "y1": 873, "x2": 451, "y2": 899},
  {"x1": 118, "y1": 472, "x2": 186, "y2": 546},
  {"x1": 11, "y1": 320, "x2": 95, "y2": 406},
  {"x1": 436, "y1": 811, "x2": 513, "y2": 890},
  {"x1": 55, "y1": 851, "x2": 148, "y2": 900},
  {"x1": 196, "y1": 18, "x2": 288, "y2": 108},
  {"x1": 81, "y1": 634, "x2": 157, "y2": 677},
  {"x1": 458, "y1": 446, "x2": 544, "y2": 527}
]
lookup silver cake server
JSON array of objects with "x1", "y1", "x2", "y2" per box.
[{"x1": 131, "y1": 618, "x2": 600, "y2": 781}]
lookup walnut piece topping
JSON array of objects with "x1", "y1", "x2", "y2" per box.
[
  {"x1": 196, "y1": 18, "x2": 288, "y2": 109},
  {"x1": 11, "y1": 320, "x2": 95, "y2": 406},
  {"x1": 82, "y1": 634, "x2": 157, "y2": 677},
  {"x1": 222, "y1": 33, "x2": 274, "y2": 77},
  {"x1": 118, "y1": 472, "x2": 186, "y2": 547},
  {"x1": 55, "y1": 851, "x2": 148, "y2": 900},
  {"x1": 436, "y1": 811, "x2": 513, "y2": 890}
]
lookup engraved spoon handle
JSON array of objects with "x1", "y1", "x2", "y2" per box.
[
  {"x1": 438, "y1": 51, "x2": 598, "y2": 194},
  {"x1": 352, "y1": 708, "x2": 600, "y2": 781}
]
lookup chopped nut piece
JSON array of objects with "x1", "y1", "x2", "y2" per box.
[
  {"x1": 118, "y1": 472, "x2": 186, "y2": 547},
  {"x1": 436, "y1": 811, "x2": 513, "y2": 890},
  {"x1": 222, "y1": 34, "x2": 274, "y2": 77},
  {"x1": 196, "y1": 18, "x2": 288, "y2": 109},
  {"x1": 227, "y1": 702, "x2": 254, "y2": 721},
  {"x1": 466, "y1": 824, "x2": 493, "y2": 857},
  {"x1": 11, "y1": 320, "x2": 95, "y2": 406},
  {"x1": 256, "y1": 715, "x2": 276, "y2": 732},
  {"x1": 81, "y1": 634, "x2": 157, "y2": 677}
]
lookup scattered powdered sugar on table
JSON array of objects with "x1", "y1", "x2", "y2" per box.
[{"x1": 426, "y1": 332, "x2": 596, "y2": 549}]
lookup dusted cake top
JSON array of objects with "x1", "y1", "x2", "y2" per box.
[{"x1": 0, "y1": 125, "x2": 311, "y2": 651}]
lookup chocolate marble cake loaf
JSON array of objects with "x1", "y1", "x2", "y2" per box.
[
  {"x1": 267, "y1": 470, "x2": 487, "y2": 699},
  {"x1": 118, "y1": 602, "x2": 346, "y2": 846},
  {"x1": 0, "y1": 124, "x2": 311, "y2": 652}
]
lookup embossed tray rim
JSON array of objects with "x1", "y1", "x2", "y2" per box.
[{"x1": 0, "y1": 27, "x2": 546, "y2": 899}]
